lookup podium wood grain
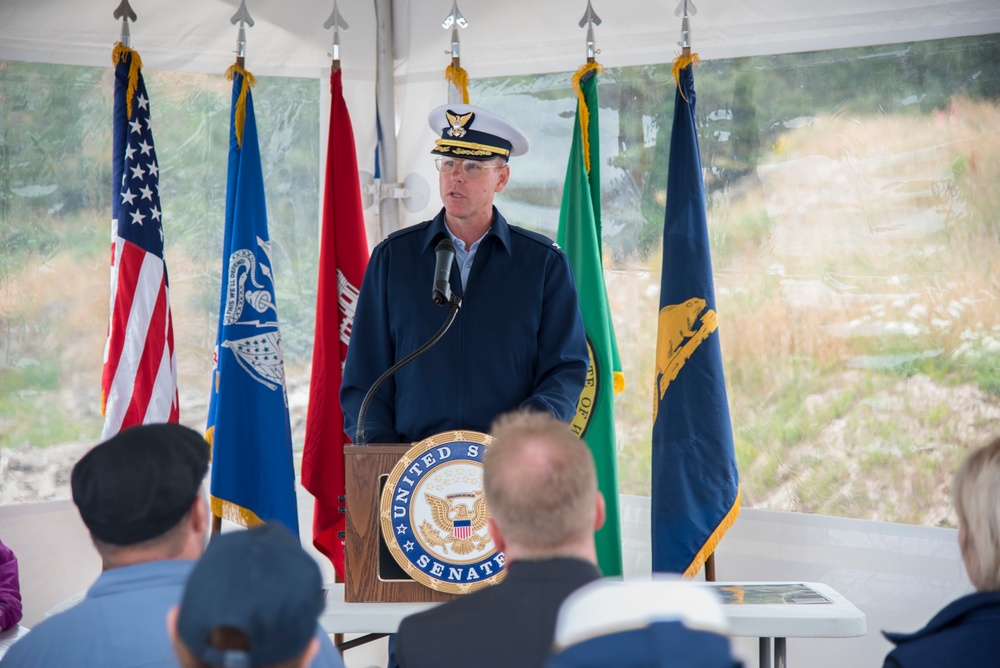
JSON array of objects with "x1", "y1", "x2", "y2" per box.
[{"x1": 344, "y1": 444, "x2": 457, "y2": 603}]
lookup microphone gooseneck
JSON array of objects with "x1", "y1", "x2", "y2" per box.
[{"x1": 356, "y1": 239, "x2": 462, "y2": 445}]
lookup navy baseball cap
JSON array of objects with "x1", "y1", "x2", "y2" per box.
[{"x1": 175, "y1": 524, "x2": 325, "y2": 667}]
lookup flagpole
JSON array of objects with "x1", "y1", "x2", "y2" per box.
[
  {"x1": 211, "y1": 0, "x2": 256, "y2": 538},
  {"x1": 679, "y1": 0, "x2": 707, "y2": 579},
  {"x1": 675, "y1": 0, "x2": 712, "y2": 582}
]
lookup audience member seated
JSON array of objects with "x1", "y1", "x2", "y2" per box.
[
  {"x1": 389, "y1": 409, "x2": 605, "y2": 668},
  {"x1": 167, "y1": 523, "x2": 333, "y2": 668},
  {"x1": 0, "y1": 539, "x2": 22, "y2": 634},
  {"x1": 882, "y1": 435, "x2": 1000, "y2": 667},
  {"x1": 0, "y1": 423, "x2": 341, "y2": 668},
  {"x1": 547, "y1": 579, "x2": 742, "y2": 668},
  {"x1": 0, "y1": 424, "x2": 210, "y2": 667}
]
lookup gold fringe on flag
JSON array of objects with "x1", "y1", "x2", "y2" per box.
[
  {"x1": 445, "y1": 63, "x2": 470, "y2": 104},
  {"x1": 226, "y1": 63, "x2": 258, "y2": 148},
  {"x1": 683, "y1": 489, "x2": 741, "y2": 579},
  {"x1": 112, "y1": 43, "x2": 143, "y2": 119},
  {"x1": 211, "y1": 495, "x2": 265, "y2": 528},
  {"x1": 571, "y1": 62, "x2": 603, "y2": 174},
  {"x1": 672, "y1": 52, "x2": 701, "y2": 103}
]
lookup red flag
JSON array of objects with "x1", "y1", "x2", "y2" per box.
[{"x1": 302, "y1": 68, "x2": 369, "y2": 580}]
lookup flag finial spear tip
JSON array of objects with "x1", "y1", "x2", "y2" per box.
[
  {"x1": 578, "y1": 1, "x2": 602, "y2": 63},
  {"x1": 231, "y1": 0, "x2": 255, "y2": 64},
  {"x1": 442, "y1": 1, "x2": 468, "y2": 64},
  {"x1": 324, "y1": 1, "x2": 350, "y2": 67},
  {"x1": 674, "y1": 0, "x2": 697, "y2": 53},
  {"x1": 113, "y1": 0, "x2": 137, "y2": 47}
]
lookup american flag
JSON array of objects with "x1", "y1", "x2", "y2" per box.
[{"x1": 101, "y1": 46, "x2": 178, "y2": 439}]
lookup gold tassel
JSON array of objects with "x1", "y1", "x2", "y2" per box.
[
  {"x1": 571, "y1": 62, "x2": 603, "y2": 174},
  {"x1": 226, "y1": 63, "x2": 258, "y2": 148},
  {"x1": 672, "y1": 52, "x2": 701, "y2": 103},
  {"x1": 112, "y1": 43, "x2": 143, "y2": 119},
  {"x1": 613, "y1": 370, "x2": 626, "y2": 396},
  {"x1": 445, "y1": 64, "x2": 470, "y2": 104}
]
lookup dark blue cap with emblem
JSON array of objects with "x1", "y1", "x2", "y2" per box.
[{"x1": 429, "y1": 103, "x2": 530, "y2": 162}]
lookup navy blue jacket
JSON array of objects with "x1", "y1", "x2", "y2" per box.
[
  {"x1": 390, "y1": 558, "x2": 602, "y2": 668},
  {"x1": 882, "y1": 590, "x2": 1000, "y2": 667},
  {"x1": 341, "y1": 208, "x2": 588, "y2": 443}
]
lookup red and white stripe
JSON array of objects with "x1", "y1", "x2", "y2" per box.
[{"x1": 101, "y1": 228, "x2": 178, "y2": 440}]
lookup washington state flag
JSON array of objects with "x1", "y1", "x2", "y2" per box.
[{"x1": 557, "y1": 63, "x2": 624, "y2": 576}]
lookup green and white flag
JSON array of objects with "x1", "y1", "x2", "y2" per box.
[{"x1": 557, "y1": 63, "x2": 625, "y2": 576}]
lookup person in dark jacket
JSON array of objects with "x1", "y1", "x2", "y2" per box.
[
  {"x1": 341, "y1": 104, "x2": 588, "y2": 444},
  {"x1": 883, "y1": 435, "x2": 1000, "y2": 667},
  {"x1": 388, "y1": 409, "x2": 605, "y2": 668}
]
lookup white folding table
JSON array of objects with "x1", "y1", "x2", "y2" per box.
[{"x1": 319, "y1": 580, "x2": 865, "y2": 667}]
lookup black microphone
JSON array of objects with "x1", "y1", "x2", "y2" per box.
[{"x1": 432, "y1": 238, "x2": 456, "y2": 305}]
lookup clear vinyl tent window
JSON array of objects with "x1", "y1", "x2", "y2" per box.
[
  {"x1": 474, "y1": 33, "x2": 1000, "y2": 528},
  {"x1": 2, "y1": 34, "x2": 999, "y2": 525},
  {"x1": 0, "y1": 62, "x2": 319, "y2": 503}
]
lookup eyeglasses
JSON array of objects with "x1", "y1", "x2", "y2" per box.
[{"x1": 434, "y1": 157, "x2": 503, "y2": 178}]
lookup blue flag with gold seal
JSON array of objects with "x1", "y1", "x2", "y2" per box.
[
  {"x1": 652, "y1": 56, "x2": 739, "y2": 576},
  {"x1": 206, "y1": 64, "x2": 299, "y2": 535}
]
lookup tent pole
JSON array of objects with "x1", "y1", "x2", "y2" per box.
[{"x1": 374, "y1": 0, "x2": 400, "y2": 236}]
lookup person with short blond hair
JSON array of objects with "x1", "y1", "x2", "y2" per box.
[
  {"x1": 485, "y1": 410, "x2": 600, "y2": 556},
  {"x1": 882, "y1": 435, "x2": 1000, "y2": 667},
  {"x1": 389, "y1": 409, "x2": 604, "y2": 668}
]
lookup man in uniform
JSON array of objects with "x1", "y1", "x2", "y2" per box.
[{"x1": 341, "y1": 104, "x2": 588, "y2": 443}]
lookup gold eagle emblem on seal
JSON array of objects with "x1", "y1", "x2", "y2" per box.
[{"x1": 419, "y1": 492, "x2": 492, "y2": 555}]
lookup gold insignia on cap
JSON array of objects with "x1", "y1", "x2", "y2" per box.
[{"x1": 446, "y1": 110, "x2": 474, "y2": 138}]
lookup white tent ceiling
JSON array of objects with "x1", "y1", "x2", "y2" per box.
[{"x1": 2, "y1": 0, "x2": 999, "y2": 79}]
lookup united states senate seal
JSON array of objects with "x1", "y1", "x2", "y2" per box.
[{"x1": 380, "y1": 430, "x2": 506, "y2": 594}]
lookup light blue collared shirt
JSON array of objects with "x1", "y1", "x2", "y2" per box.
[
  {"x1": 445, "y1": 225, "x2": 491, "y2": 291},
  {"x1": 0, "y1": 560, "x2": 344, "y2": 668}
]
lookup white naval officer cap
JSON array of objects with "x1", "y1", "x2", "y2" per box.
[{"x1": 428, "y1": 104, "x2": 530, "y2": 162}]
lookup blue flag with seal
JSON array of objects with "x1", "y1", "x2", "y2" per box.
[
  {"x1": 206, "y1": 64, "x2": 299, "y2": 535},
  {"x1": 652, "y1": 55, "x2": 739, "y2": 576}
]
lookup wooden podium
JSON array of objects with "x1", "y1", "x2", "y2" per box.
[{"x1": 343, "y1": 444, "x2": 457, "y2": 603}]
